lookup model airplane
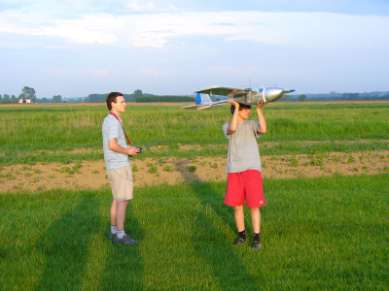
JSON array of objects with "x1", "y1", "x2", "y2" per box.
[{"x1": 184, "y1": 86, "x2": 295, "y2": 110}]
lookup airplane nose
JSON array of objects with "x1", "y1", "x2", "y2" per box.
[{"x1": 261, "y1": 88, "x2": 291, "y2": 103}]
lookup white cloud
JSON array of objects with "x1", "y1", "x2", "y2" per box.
[
  {"x1": 126, "y1": 0, "x2": 157, "y2": 12},
  {"x1": 0, "y1": 0, "x2": 178, "y2": 14},
  {"x1": 0, "y1": 9, "x2": 388, "y2": 49},
  {"x1": 0, "y1": 11, "x2": 121, "y2": 45}
]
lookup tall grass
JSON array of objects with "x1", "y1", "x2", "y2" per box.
[{"x1": 0, "y1": 102, "x2": 388, "y2": 163}]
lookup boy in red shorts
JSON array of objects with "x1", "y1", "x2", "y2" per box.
[{"x1": 223, "y1": 99, "x2": 267, "y2": 250}]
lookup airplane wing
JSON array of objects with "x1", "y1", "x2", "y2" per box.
[
  {"x1": 195, "y1": 86, "x2": 249, "y2": 97},
  {"x1": 183, "y1": 99, "x2": 228, "y2": 110}
]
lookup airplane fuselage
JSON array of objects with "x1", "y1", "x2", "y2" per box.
[
  {"x1": 236, "y1": 88, "x2": 290, "y2": 104},
  {"x1": 185, "y1": 86, "x2": 295, "y2": 110}
]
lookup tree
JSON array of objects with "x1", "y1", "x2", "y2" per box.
[
  {"x1": 19, "y1": 86, "x2": 37, "y2": 102},
  {"x1": 52, "y1": 95, "x2": 62, "y2": 103},
  {"x1": 0, "y1": 95, "x2": 2, "y2": 102},
  {"x1": 342, "y1": 93, "x2": 359, "y2": 100},
  {"x1": 86, "y1": 93, "x2": 106, "y2": 102},
  {"x1": 298, "y1": 94, "x2": 307, "y2": 102},
  {"x1": 3, "y1": 94, "x2": 10, "y2": 103},
  {"x1": 133, "y1": 89, "x2": 143, "y2": 99}
]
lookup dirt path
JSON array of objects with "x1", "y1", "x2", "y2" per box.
[
  {"x1": 1, "y1": 150, "x2": 387, "y2": 193},
  {"x1": 6, "y1": 139, "x2": 389, "y2": 158}
]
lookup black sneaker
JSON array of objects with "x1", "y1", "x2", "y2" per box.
[
  {"x1": 252, "y1": 239, "x2": 262, "y2": 250},
  {"x1": 112, "y1": 234, "x2": 137, "y2": 246},
  {"x1": 234, "y1": 236, "x2": 246, "y2": 245},
  {"x1": 107, "y1": 229, "x2": 116, "y2": 240}
]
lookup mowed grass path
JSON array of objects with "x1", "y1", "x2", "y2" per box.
[
  {"x1": 1, "y1": 175, "x2": 387, "y2": 290},
  {"x1": 1, "y1": 102, "x2": 389, "y2": 164}
]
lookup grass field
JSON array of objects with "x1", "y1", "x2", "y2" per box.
[
  {"x1": 0, "y1": 101, "x2": 388, "y2": 290},
  {"x1": 0, "y1": 102, "x2": 388, "y2": 165},
  {"x1": 1, "y1": 175, "x2": 388, "y2": 290}
]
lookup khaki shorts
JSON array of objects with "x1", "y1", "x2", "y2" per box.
[{"x1": 107, "y1": 165, "x2": 133, "y2": 201}]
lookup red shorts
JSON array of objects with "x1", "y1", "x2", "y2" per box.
[{"x1": 224, "y1": 170, "x2": 266, "y2": 208}]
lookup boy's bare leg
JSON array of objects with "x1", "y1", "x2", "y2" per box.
[
  {"x1": 116, "y1": 200, "x2": 129, "y2": 231},
  {"x1": 250, "y1": 208, "x2": 262, "y2": 249},
  {"x1": 110, "y1": 200, "x2": 117, "y2": 226},
  {"x1": 112, "y1": 199, "x2": 136, "y2": 244},
  {"x1": 234, "y1": 205, "x2": 245, "y2": 232},
  {"x1": 250, "y1": 208, "x2": 261, "y2": 234},
  {"x1": 234, "y1": 205, "x2": 247, "y2": 244}
]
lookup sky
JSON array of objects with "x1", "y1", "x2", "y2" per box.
[{"x1": 0, "y1": 0, "x2": 389, "y2": 97}]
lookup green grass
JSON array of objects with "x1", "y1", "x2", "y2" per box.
[
  {"x1": 1, "y1": 174, "x2": 387, "y2": 290},
  {"x1": 1, "y1": 139, "x2": 388, "y2": 166},
  {"x1": 0, "y1": 102, "x2": 388, "y2": 164}
]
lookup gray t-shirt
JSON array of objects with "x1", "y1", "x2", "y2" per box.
[
  {"x1": 102, "y1": 114, "x2": 130, "y2": 171},
  {"x1": 223, "y1": 120, "x2": 262, "y2": 173}
]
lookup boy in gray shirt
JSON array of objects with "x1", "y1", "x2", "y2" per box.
[
  {"x1": 223, "y1": 99, "x2": 267, "y2": 250},
  {"x1": 102, "y1": 92, "x2": 141, "y2": 245}
]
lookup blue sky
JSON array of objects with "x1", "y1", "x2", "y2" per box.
[{"x1": 0, "y1": 0, "x2": 388, "y2": 97}]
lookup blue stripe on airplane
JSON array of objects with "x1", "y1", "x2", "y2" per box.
[{"x1": 195, "y1": 93, "x2": 202, "y2": 105}]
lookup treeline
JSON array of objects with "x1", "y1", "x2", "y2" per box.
[
  {"x1": 0, "y1": 86, "x2": 64, "y2": 104},
  {"x1": 0, "y1": 95, "x2": 64, "y2": 104},
  {"x1": 134, "y1": 95, "x2": 194, "y2": 102},
  {"x1": 3, "y1": 86, "x2": 389, "y2": 104},
  {"x1": 286, "y1": 92, "x2": 389, "y2": 101},
  {"x1": 1, "y1": 87, "x2": 194, "y2": 104},
  {"x1": 0, "y1": 86, "x2": 39, "y2": 104},
  {"x1": 0, "y1": 94, "x2": 18, "y2": 103},
  {"x1": 85, "y1": 94, "x2": 135, "y2": 103},
  {"x1": 84, "y1": 90, "x2": 194, "y2": 103},
  {"x1": 84, "y1": 94, "x2": 193, "y2": 103}
]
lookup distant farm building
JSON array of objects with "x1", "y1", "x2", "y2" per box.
[{"x1": 18, "y1": 98, "x2": 32, "y2": 104}]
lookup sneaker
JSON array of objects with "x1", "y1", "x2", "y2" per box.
[
  {"x1": 252, "y1": 239, "x2": 262, "y2": 251},
  {"x1": 107, "y1": 228, "x2": 115, "y2": 240},
  {"x1": 234, "y1": 236, "x2": 246, "y2": 245},
  {"x1": 112, "y1": 234, "x2": 137, "y2": 246}
]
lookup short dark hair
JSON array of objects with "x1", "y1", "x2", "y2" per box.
[
  {"x1": 230, "y1": 102, "x2": 251, "y2": 114},
  {"x1": 106, "y1": 92, "x2": 124, "y2": 110}
]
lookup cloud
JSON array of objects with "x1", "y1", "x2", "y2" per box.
[
  {"x1": 0, "y1": 0, "x2": 178, "y2": 14},
  {"x1": 124, "y1": 0, "x2": 180, "y2": 14},
  {"x1": 0, "y1": 11, "x2": 121, "y2": 45},
  {"x1": 0, "y1": 9, "x2": 388, "y2": 50}
]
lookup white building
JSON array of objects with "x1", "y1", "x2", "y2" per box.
[{"x1": 18, "y1": 98, "x2": 32, "y2": 104}]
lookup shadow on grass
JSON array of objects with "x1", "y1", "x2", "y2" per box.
[
  {"x1": 175, "y1": 160, "x2": 263, "y2": 290},
  {"x1": 100, "y1": 203, "x2": 144, "y2": 290},
  {"x1": 35, "y1": 193, "x2": 100, "y2": 290}
]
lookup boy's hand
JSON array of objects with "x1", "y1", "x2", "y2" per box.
[
  {"x1": 256, "y1": 100, "x2": 265, "y2": 110},
  {"x1": 228, "y1": 99, "x2": 240, "y2": 109},
  {"x1": 126, "y1": 146, "x2": 140, "y2": 156}
]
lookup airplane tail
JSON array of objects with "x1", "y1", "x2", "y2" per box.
[
  {"x1": 184, "y1": 92, "x2": 227, "y2": 110},
  {"x1": 195, "y1": 93, "x2": 212, "y2": 106},
  {"x1": 184, "y1": 93, "x2": 212, "y2": 109},
  {"x1": 195, "y1": 93, "x2": 202, "y2": 105}
]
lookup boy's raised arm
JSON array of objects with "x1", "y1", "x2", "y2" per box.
[
  {"x1": 256, "y1": 101, "x2": 267, "y2": 134},
  {"x1": 227, "y1": 99, "x2": 240, "y2": 135}
]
